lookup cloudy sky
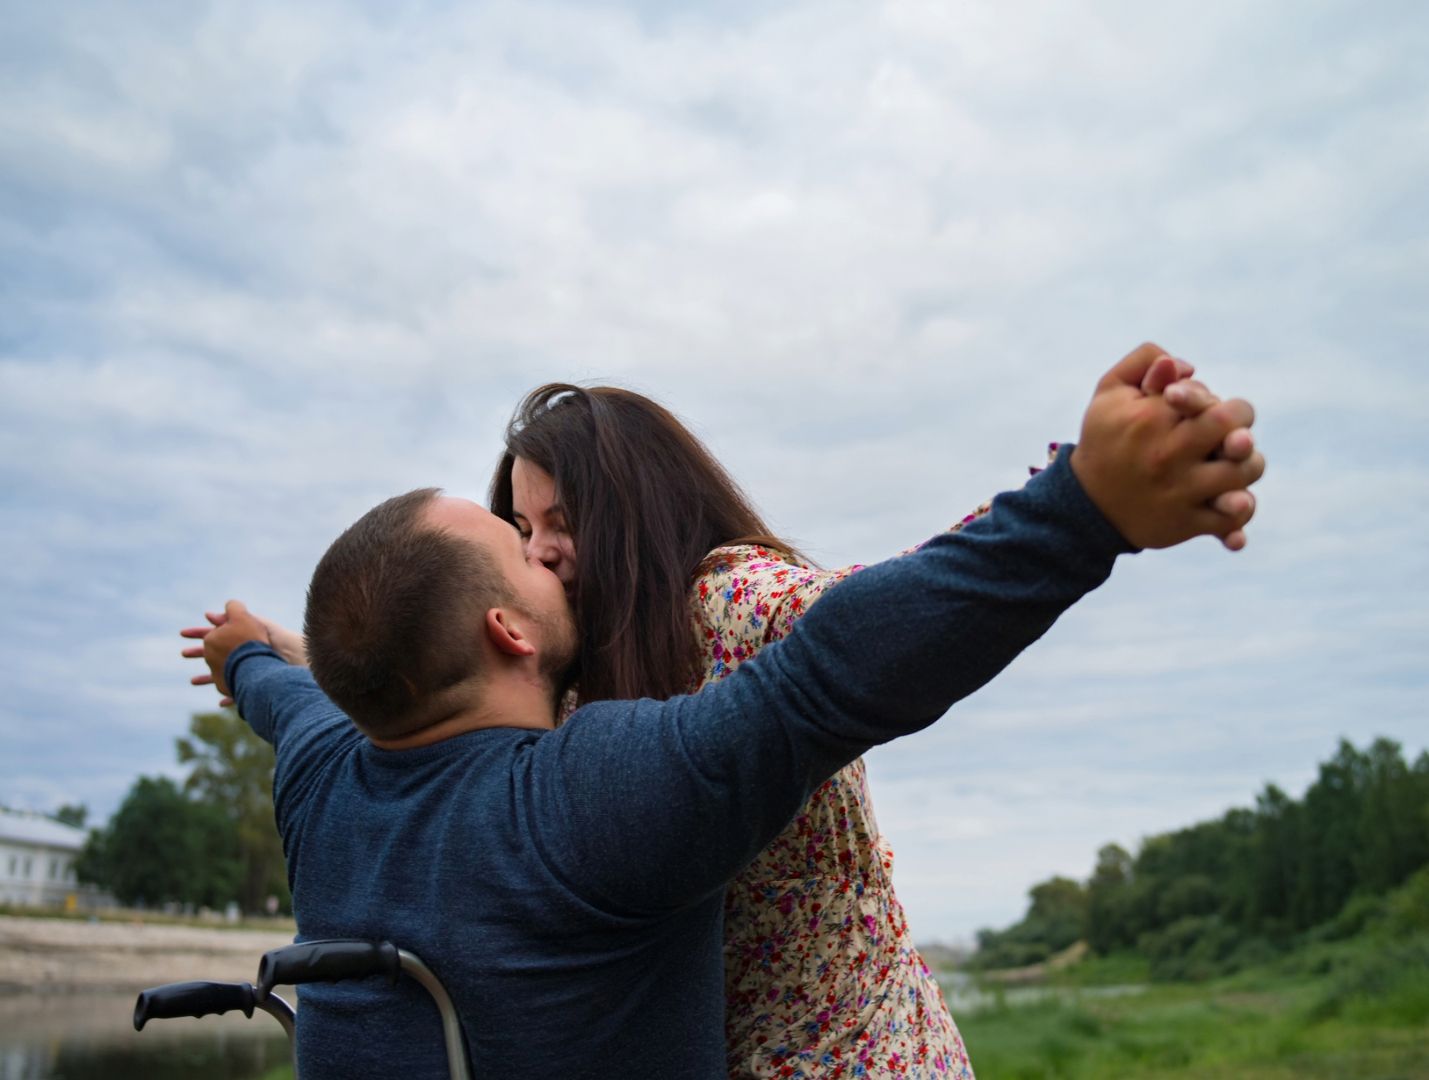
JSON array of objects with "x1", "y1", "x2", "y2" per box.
[{"x1": 2, "y1": 0, "x2": 1426, "y2": 943}]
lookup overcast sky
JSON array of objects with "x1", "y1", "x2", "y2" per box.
[{"x1": 2, "y1": 0, "x2": 1426, "y2": 943}]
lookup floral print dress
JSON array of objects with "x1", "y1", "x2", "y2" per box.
[{"x1": 693, "y1": 496, "x2": 999, "y2": 1080}]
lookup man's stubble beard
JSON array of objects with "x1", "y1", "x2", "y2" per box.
[{"x1": 535, "y1": 608, "x2": 581, "y2": 703}]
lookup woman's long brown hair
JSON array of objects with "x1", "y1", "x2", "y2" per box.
[{"x1": 489, "y1": 384, "x2": 802, "y2": 704}]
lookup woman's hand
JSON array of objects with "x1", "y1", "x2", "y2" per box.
[
  {"x1": 181, "y1": 606, "x2": 308, "y2": 706},
  {"x1": 1139, "y1": 353, "x2": 1260, "y2": 551}
]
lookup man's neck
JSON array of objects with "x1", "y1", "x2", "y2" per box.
[{"x1": 367, "y1": 678, "x2": 558, "y2": 751}]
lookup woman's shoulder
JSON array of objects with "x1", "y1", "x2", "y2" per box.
[
  {"x1": 699, "y1": 543, "x2": 807, "y2": 579},
  {"x1": 693, "y1": 545, "x2": 836, "y2": 607},
  {"x1": 688, "y1": 545, "x2": 865, "y2": 680}
]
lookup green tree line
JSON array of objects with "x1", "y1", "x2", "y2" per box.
[
  {"x1": 972, "y1": 736, "x2": 1429, "y2": 979},
  {"x1": 76, "y1": 711, "x2": 290, "y2": 915}
]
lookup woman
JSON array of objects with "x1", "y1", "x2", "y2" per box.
[{"x1": 489, "y1": 384, "x2": 984, "y2": 1080}]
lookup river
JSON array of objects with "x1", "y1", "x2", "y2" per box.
[
  {"x1": 937, "y1": 970, "x2": 1148, "y2": 1014},
  {"x1": 0, "y1": 990, "x2": 292, "y2": 1080}
]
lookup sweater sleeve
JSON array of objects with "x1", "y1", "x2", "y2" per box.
[
  {"x1": 695, "y1": 486, "x2": 1015, "y2": 683},
  {"x1": 526, "y1": 449, "x2": 1132, "y2": 914},
  {"x1": 695, "y1": 445, "x2": 1062, "y2": 683},
  {"x1": 225, "y1": 642, "x2": 361, "y2": 840}
]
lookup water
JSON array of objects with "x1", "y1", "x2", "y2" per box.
[
  {"x1": 937, "y1": 971, "x2": 1148, "y2": 1014},
  {"x1": 0, "y1": 991, "x2": 291, "y2": 1080}
]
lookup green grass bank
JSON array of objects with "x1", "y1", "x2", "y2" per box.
[{"x1": 954, "y1": 932, "x2": 1429, "y2": 1079}]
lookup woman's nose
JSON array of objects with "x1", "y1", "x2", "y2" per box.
[{"x1": 527, "y1": 531, "x2": 561, "y2": 568}]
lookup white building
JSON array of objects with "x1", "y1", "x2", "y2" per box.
[{"x1": 0, "y1": 807, "x2": 110, "y2": 908}]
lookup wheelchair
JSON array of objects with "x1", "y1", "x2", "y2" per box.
[{"x1": 133, "y1": 939, "x2": 471, "y2": 1080}]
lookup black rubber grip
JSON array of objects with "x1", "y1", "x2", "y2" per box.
[
  {"x1": 133, "y1": 981, "x2": 258, "y2": 1030},
  {"x1": 257, "y1": 939, "x2": 401, "y2": 995}
]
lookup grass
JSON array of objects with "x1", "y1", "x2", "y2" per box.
[{"x1": 955, "y1": 933, "x2": 1429, "y2": 1079}]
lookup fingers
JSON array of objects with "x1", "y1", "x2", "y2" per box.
[
  {"x1": 1218, "y1": 428, "x2": 1255, "y2": 462},
  {"x1": 1172, "y1": 398, "x2": 1256, "y2": 461},
  {"x1": 1212, "y1": 490, "x2": 1256, "y2": 551},
  {"x1": 1164, "y1": 393, "x2": 1263, "y2": 553},
  {"x1": 1140, "y1": 355, "x2": 1196, "y2": 395},
  {"x1": 1146, "y1": 363, "x2": 1255, "y2": 468},
  {"x1": 183, "y1": 606, "x2": 250, "y2": 703},
  {"x1": 1163, "y1": 379, "x2": 1219, "y2": 417},
  {"x1": 1187, "y1": 453, "x2": 1266, "y2": 502},
  {"x1": 179, "y1": 613, "x2": 227, "y2": 636},
  {"x1": 1210, "y1": 490, "x2": 1256, "y2": 519},
  {"x1": 181, "y1": 611, "x2": 226, "y2": 640},
  {"x1": 1238, "y1": 449, "x2": 1267, "y2": 487},
  {"x1": 191, "y1": 671, "x2": 235, "y2": 706},
  {"x1": 1193, "y1": 475, "x2": 1260, "y2": 554},
  {"x1": 1104, "y1": 342, "x2": 1172, "y2": 392},
  {"x1": 1185, "y1": 496, "x2": 1255, "y2": 547}
]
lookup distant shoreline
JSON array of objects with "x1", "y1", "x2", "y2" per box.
[{"x1": 0, "y1": 913, "x2": 296, "y2": 993}]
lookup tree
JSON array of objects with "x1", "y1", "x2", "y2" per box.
[
  {"x1": 969, "y1": 875, "x2": 1089, "y2": 968},
  {"x1": 1354, "y1": 737, "x2": 1429, "y2": 893},
  {"x1": 1294, "y1": 740, "x2": 1366, "y2": 927},
  {"x1": 1025, "y1": 875, "x2": 1088, "y2": 952},
  {"x1": 78, "y1": 776, "x2": 240, "y2": 908},
  {"x1": 1216, "y1": 807, "x2": 1259, "y2": 926},
  {"x1": 54, "y1": 803, "x2": 87, "y2": 828},
  {"x1": 973, "y1": 736, "x2": 1429, "y2": 976},
  {"x1": 177, "y1": 710, "x2": 289, "y2": 914},
  {"x1": 1251, "y1": 782, "x2": 1301, "y2": 928},
  {"x1": 1086, "y1": 843, "x2": 1135, "y2": 953}
]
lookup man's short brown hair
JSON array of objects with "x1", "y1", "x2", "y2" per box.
[{"x1": 304, "y1": 488, "x2": 509, "y2": 739}]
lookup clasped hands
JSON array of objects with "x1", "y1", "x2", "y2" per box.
[{"x1": 1075, "y1": 343, "x2": 1264, "y2": 551}]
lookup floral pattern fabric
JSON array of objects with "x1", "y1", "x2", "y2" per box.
[{"x1": 692, "y1": 499, "x2": 997, "y2": 1079}]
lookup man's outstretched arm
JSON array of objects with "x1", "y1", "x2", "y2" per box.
[
  {"x1": 541, "y1": 344, "x2": 1264, "y2": 913},
  {"x1": 197, "y1": 603, "x2": 342, "y2": 751}
]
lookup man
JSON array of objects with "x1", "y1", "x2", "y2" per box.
[{"x1": 197, "y1": 346, "x2": 1263, "y2": 1078}]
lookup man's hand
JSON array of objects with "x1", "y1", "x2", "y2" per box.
[
  {"x1": 1071, "y1": 343, "x2": 1266, "y2": 550},
  {"x1": 182, "y1": 606, "x2": 308, "y2": 705},
  {"x1": 181, "y1": 600, "x2": 272, "y2": 701}
]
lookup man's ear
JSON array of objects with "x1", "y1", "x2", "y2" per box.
[{"x1": 485, "y1": 608, "x2": 537, "y2": 658}]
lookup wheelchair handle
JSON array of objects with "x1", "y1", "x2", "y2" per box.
[
  {"x1": 134, "y1": 980, "x2": 259, "y2": 1029},
  {"x1": 257, "y1": 939, "x2": 401, "y2": 997},
  {"x1": 134, "y1": 979, "x2": 296, "y2": 1054},
  {"x1": 257, "y1": 939, "x2": 470, "y2": 1080}
]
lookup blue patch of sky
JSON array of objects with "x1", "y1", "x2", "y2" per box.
[
  {"x1": 0, "y1": 171, "x2": 102, "y2": 247},
  {"x1": 1, "y1": 195, "x2": 276, "y2": 333},
  {"x1": 0, "y1": 7, "x2": 97, "y2": 78},
  {"x1": 159, "y1": 106, "x2": 335, "y2": 185},
  {"x1": 679, "y1": 97, "x2": 768, "y2": 146}
]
